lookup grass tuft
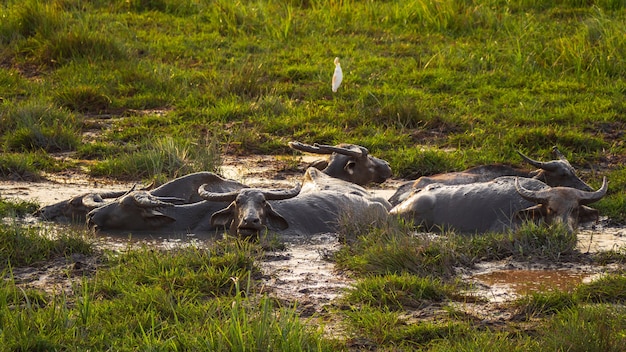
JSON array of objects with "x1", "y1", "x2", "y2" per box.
[
  {"x1": 344, "y1": 273, "x2": 450, "y2": 311},
  {"x1": 0, "y1": 222, "x2": 92, "y2": 268}
]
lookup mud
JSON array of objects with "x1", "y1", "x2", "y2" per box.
[
  {"x1": 463, "y1": 260, "x2": 608, "y2": 303},
  {"x1": 1, "y1": 154, "x2": 625, "y2": 321}
]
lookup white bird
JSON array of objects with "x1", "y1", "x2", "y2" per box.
[{"x1": 332, "y1": 57, "x2": 343, "y2": 92}]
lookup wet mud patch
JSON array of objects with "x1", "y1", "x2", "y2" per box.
[
  {"x1": 462, "y1": 260, "x2": 607, "y2": 303},
  {"x1": 8, "y1": 253, "x2": 102, "y2": 297},
  {"x1": 259, "y1": 233, "x2": 352, "y2": 312},
  {"x1": 578, "y1": 220, "x2": 626, "y2": 253},
  {"x1": 2, "y1": 154, "x2": 626, "y2": 336}
]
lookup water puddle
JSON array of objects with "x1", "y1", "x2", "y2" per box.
[
  {"x1": 464, "y1": 259, "x2": 609, "y2": 303},
  {"x1": 472, "y1": 269, "x2": 598, "y2": 302}
]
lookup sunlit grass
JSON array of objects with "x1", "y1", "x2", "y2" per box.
[
  {"x1": 89, "y1": 134, "x2": 221, "y2": 180},
  {"x1": 0, "y1": 222, "x2": 92, "y2": 268},
  {"x1": 0, "y1": 196, "x2": 39, "y2": 218},
  {"x1": 0, "y1": 229, "x2": 339, "y2": 351},
  {"x1": 343, "y1": 273, "x2": 451, "y2": 310},
  {"x1": 1, "y1": 0, "x2": 624, "y2": 187}
]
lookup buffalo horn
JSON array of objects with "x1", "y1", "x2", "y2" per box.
[
  {"x1": 517, "y1": 150, "x2": 567, "y2": 171},
  {"x1": 576, "y1": 177, "x2": 608, "y2": 205},
  {"x1": 262, "y1": 183, "x2": 302, "y2": 200},
  {"x1": 313, "y1": 143, "x2": 366, "y2": 158},
  {"x1": 551, "y1": 146, "x2": 567, "y2": 161},
  {"x1": 515, "y1": 177, "x2": 608, "y2": 205},
  {"x1": 288, "y1": 141, "x2": 328, "y2": 154},
  {"x1": 198, "y1": 185, "x2": 240, "y2": 202},
  {"x1": 81, "y1": 194, "x2": 105, "y2": 208},
  {"x1": 514, "y1": 178, "x2": 550, "y2": 204},
  {"x1": 98, "y1": 190, "x2": 129, "y2": 199},
  {"x1": 132, "y1": 192, "x2": 177, "y2": 207}
]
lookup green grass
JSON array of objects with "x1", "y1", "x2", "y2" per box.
[
  {"x1": 2, "y1": 220, "x2": 626, "y2": 350},
  {"x1": 0, "y1": 231, "x2": 340, "y2": 350},
  {"x1": 343, "y1": 273, "x2": 451, "y2": 311},
  {"x1": 0, "y1": 196, "x2": 39, "y2": 218},
  {"x1": 334, "y1": 218, "x2": 579, "y2": 278},
  {"x1": 0, "y1": 0, "x2": 624, "y2": 194},
  {"x1": 0, "y1": 222, "x2": 92, "y2": 268}
]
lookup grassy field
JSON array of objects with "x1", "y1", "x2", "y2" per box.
[
  {"x1": 1, "y1": 0, "x2": 626, "y2": 350},
  {"x1": 2, "y1": 0, "x2": 625, "y2": 217}
]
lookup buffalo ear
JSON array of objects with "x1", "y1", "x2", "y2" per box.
[
  {"x1": 70, "y1": 196, "x2": 85, "y2": 206},
  {"x1": 344, "y1": 160, "x2": 356, "y2": 175},
  {"x1": 578, "y1": 205, "x2": 600, "y2": 224},
  {"x1": 141, "y1": 209, "x2": 176, "y2": 226},
  {"x1": 515, "y1": 205, "x2": 546, "y2": 222},
  {"x1": 211, "y1": 203, "x2": 235, "y2": 227},
  {"x1": 266, "y1": 205, "x2": 289, "y2": 230},
  {"x1": 309, "y1": 159, "x2": 329, "y2": 171}
]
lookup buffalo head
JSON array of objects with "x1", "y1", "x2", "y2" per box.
[
  {"x1": 514, "y1": 176, "x2": 607, "y2": 233},
  {"x1": 518, "y1": 147, "x2": 593, "y2": 191},
  {"x1": 199, "y1": 183, "x2": 301, "y2": 238},
  {"x1": 35, "y1": 190, "x2": 130, "y2": 223},
  {"x1": 289, "y1": 141, "x2": 392, "y2": 185},
  {"x1": 86, "y1": 191, "x2": 184, "y2": 231}
]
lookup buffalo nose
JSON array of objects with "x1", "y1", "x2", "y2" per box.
[{"x1": 242, "y1": 218, "x2": 260, "y2": 226}]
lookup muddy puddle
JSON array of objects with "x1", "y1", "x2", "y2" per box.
[
  {"x1": 1, "y1": 154, "x2": 625, "y2": 311},
  {"x1": 468, "y1": 265, "x2": 602, "y2": 303}
]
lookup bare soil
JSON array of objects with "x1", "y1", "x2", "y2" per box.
[{"x1": 1, "y1": 154, "x2": 625, "y2": 334}]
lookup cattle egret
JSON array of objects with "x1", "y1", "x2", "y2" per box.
[{"x1": 332, "y1": 57, "x2": 343, "y2": 92}]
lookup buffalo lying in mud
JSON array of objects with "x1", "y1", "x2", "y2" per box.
[
  {"x1": 37, "y1": 172, "x2": 247, "y2": 224},
  {"x1": 201, "y1": 168, "x2": 390, "y2": 238},
  {"x1": 389, "y1": 176, "x2": 608, "y2": 234},
  {"x1": 86, "y1": 191, "x2": 226, "y2": 233},
  {"x1": 388, "y1": 147, "x2": 594, "y2": 206},
  {"x1": 35, "y1": 189, "x2": 138, "y2": 223},
  {"x1": 40, "y1": 141, "x2": 391, "y2": 223},
  {"x1": 85, "y1": 172, "x2": 247, "y2": 232},
  {"x1": 86, "y1": 168, "x2": 388, "y2": 236},
  {"x1": 289, "y1": 141, "x2": 392, "y2": 186}
]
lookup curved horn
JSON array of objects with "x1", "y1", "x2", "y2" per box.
[
  {"x1": 198, "y1": 184, "x2": 241, "y2": 202},
  {"x1": 313, "y1": 143, "x2": 365, "y2": 158},
  {"x1": 515, "y1": 178, "x2": 550, "y2": 204},
  {"x1": 131, "y1": 192, "x2": 176, "y2": 207},
  {"x1": 262, "y1": 183, "x2": 302, "y2": 200},
  {"x1": 81, "y1": 194, "x2": 105, "y2": 208},
  {"x1": 97, "y1": 190, "x2": 129, "y2": 199},
  {"x1": 288, "y1": 141, "x2": 330, "y2": 155},
  {"x1": 139, "y1": 181, "x2": 156, "y2": 191},
  {"x1": 517, "y1": 150, "x2": 564, "y2": 171},
  {"x1": 576, "y1": 177, "x2": 608, "y2": 205},
  {"x1": 551, "y1": 146, "x2": 567, "y2": 161}
]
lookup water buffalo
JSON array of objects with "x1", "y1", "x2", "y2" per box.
[
  {"x1": 289, "y1": 141, "x2": 392, "y2": 186},
  {"x1": 86, "y1": 168, "x2": 388, "y2": 235},
  {"x1": 35, "y1": 189, "x2": 133, "y2": 223},
  {"x1": 201, "y1": 168, "x2": 390, "y2": 237},
  {"x1": 297, "y1": 166, "x2": 392, "y2": 209},
  {"x1": 388, "y1": 147, "x2": 593, "y2": 206},
  {"x1": 38, "y1": 172, "x2": 247, "y2": 224},
  {"x1": 86, "y1": 191, "x2": 225, "y2": 233},
  {"x1": 85, "y1": 172, "x2": 247, "y2": 232},
  {"x1": 389, "y1": 176, "x2": 607, "y2": 234}
]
